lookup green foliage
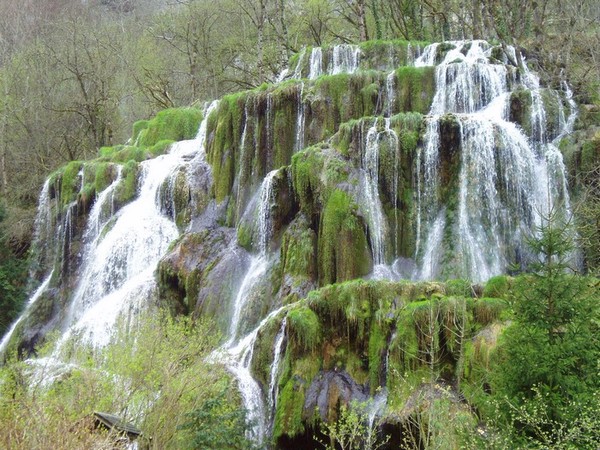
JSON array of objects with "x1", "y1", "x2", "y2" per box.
[
  {"x1": 0, "y1": 310, "x2": 239, "y2": 449},
  {"x1": 482, "y1": 275, "x2": 511, "y2": 298},
  {"x1": 0, "y1": 205, "x2": 28, "y2": 337},
  {"x1": 491, "y1": 214, "x2": 600, "y2": 445},
  {"x1": 178, "y1": 385, "x2": 258, "y2": 450},
  {"x1": 317, "y1": 401, "x2": 389, "y2": 450}
]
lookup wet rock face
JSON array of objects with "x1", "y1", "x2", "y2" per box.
[
  {"x1": 304, "y1": 370, "x2": 369, "y2": 422},
  {"x1": 158, "y1": 226, "x2": 237, "y2": 317}
]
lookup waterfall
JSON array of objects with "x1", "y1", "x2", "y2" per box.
[
  {"x1": 0, "y1": 271, "x2": 54, "y2": 356},
  {"x1": 292, "y1": 47, "x2": 307, "y2": 79},
  {"x1": 236, "y1": 101, "x2": 251, "y2": 221},
  {"x1": 216, "y1": 169, "x2": 284, "y2": 446},
  {"x1": 361, "y1": 120, "x2": 389, "y2": 269},
  {"x1": 305, "y1": 44, "x2": 360, "y2": 79},
  {"x1": 295, "y1": 82, "x2": 305, "y2": 151},
  {"x1": 257, "y1": 170, "x2": 278, "y2": 255},
  {"x1": 415, "y1": 118, "x2": 441, "y2": 262},
  {"x1": 414, "y1": 40, "x2": 574, "y2": 281},
  {"x1": 268, "y1": 318, "x2": 287, "y2": 428},
  {"x1": 385, "y1": 72, "x2": 395, "y2": 117},
  {"x1": 308, "y1": 47, "x2": 323, "y2": 80},
  {"x1": 55, "y1": 102, "x2": 217, "y2": 349},
  {"x1": 330, "y1": 44, "x2": 360, "y2": 74},
  {"x1": 217, "y1": 305, "x2": 287, "y2": 446},
  {"x1": 225, "y1": 256, "x2": 268, "y2": 347}
]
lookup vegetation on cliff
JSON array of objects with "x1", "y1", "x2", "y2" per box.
[{"x1": 0, "y1": 1, "x2": 598, "y2": 449}]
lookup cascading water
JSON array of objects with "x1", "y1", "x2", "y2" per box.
[
  {"x1": 267, "y1": 317, "x2": 287, "y2": 430},
  {"x1": 308, "y1": 47, "x2": 323, "y2": 80},
  {"x1": 414, "y1": 40, "x2": 575, "y2": 281},
  {"x1": 216, "y1": 169, "x2": 283, "y2": 446},
  {"x1": 385, "y1": 72, "x2": 395, "y2": 117},
  {"x1": 300, "y1": 44, "x2": 361, "y2": 79},
  {"x1": 362, "y1": 121, "x2": 389, "y2": 268},
  {"x1": 55, "y1": 101, "x2": 217, "y2": 351},
  {"x1": 295, "y1": 82, "x2": 305, "y2": 152},
  {"x1": 330, "y1": 44, "x2": 360, "y2": 75},
  {"x1": 0, "y1": 271, "x2": 54, "y2": 356}
]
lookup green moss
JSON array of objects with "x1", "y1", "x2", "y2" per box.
[
  {"x1": 483, "y1": 275, "x2": 511, "y2": 298},
  {"x1": 280, "y1": 215, "x2": 317, "y2": 280},
  {"x1": 368, "y1": 321, "x2": 386, "y2": 391},
  {"x1": 137, "y1": 107, "x2": 202, "y2": 147},
  {"x1": 394, "y1": 66, "x2": 436, "y2": 114},
  {"x1": 57, "y1": 161, "x2": 84, "y2": 207},
  {"x1": 148, "y1": 139, "x2": 175, "y2": 157},
  {"x1": 93, "y1": 162, "x2": 113, "y2": 193},
  {"x1": 317, "y1": 190, "x2": 372, "y2": 285},
  {"x1": 471, "y1": 297, "x2": 506, "y2": 325},
  {"x1": 291, "y1": 146, "x2": 350, "y2": 219},
  {"x1": 100, "y1": 145, "x2": 148, "y2": 163},
  {"x1": 206, "y1": 93, "x2": 246, "y2": 202},
  {"x1": 445, "y1": 279, "x2": 474, "y2": 297},
  {"x1": 114, "y1": 160, "x2": 139, "y2": 206},
  {"x1": 273, "y1": 370, "x2": 307, "y2": 440},
  {"x1": 510, "y1": 88, "x2": 532, "y2": 134},
  {"x1": 132, "y1": 119, "x2": 149, "y2": 143},
  {"x1": 357, "y1": 40, "x2": 429, "y2": 69},
  {"x1": 460, "y1": 323, "x2": 504, "y2": 416},
  {"x1": 581, "y1": 132, "x2": 600, "y2": 173},
  {"x1": 288, "y1": 306, "x2": 321, "y2": 355}
]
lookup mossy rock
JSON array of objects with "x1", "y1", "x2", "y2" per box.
[
  {"x1": 113, "y1": 160, "x2": 140, "y2": 208},
  {"x1": 280, "y1": 214, "x2": 317, "y2": 281},
  {"x1": 136, "y1": 107, "x2": 202, "y2": 147},
  {"x1": 317, "y1": 189, "x2": 372, "y2": 285}
]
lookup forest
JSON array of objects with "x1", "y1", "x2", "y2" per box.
[{"x1": 0, "y1": 0, "x2": 598, "y2": 449}]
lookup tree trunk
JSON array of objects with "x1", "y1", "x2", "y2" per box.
[{"x1": 357, "y1": 0, "x2": 368, "y2": 41}]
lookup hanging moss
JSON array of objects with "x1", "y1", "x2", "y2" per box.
[
  {"x1": 394, "y1": 66, "x2": 436, "y2": 114},
  {"x1": 280, "y1": 214, "x2": 317, "y2": 280},
  {"x1": 291, "y1": 146, "x2": 350, "y2": 220},
  {"x1": 509, "y1": 88, "x2": 532, "y2": 134},
  {"x1": 460, "y1": 323, "x2": 505, "y2": 416},
  {"x1": 206, "y1": 94, "x2": 246, "y2": 202},
  {"x1": 357, "y1": 40, "x2": 429, "y2": 70},
  {"x1": 273, "y1": 371, "x2": 307, "y2": 440},
  {"x1": 93, "y1": 162, "x2": 113, "y2": 193},
  {"x1": 368, "y1": 320, "x2": 387, "y2": 391},
  {"x1": 317, "y1": 190, "x2": 372, "y2": 285},
  {"x1": 471, "y1": 297, "x2": 507, "y2": 325},
  {"x1": 55, "y1": 161, "x2": 84, "y2": 207},
  {"x1": 288, "y1": 306, "x2": 321, "y2": 355}
]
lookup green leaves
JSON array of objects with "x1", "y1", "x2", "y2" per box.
[{"x1": 491, "y1": 212, "x2": 600, "y2": 446}]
